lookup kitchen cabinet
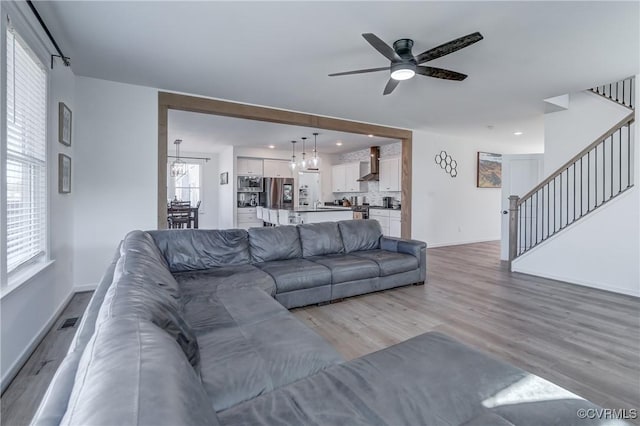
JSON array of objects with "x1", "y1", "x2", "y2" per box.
[
  {"x1": 236, "y1": 207, "x2": 263, "y2": 229},
  {"x1": 332, "y1": 164, "x2": 345, "y2": 192},
  {"x1": 389, "y1": 210, "x2": 402, "y2": 238},
  {"x1": 379, "y1": 157, "x2": 401, "y2": 192},
  {"x1": 237, "y1": 158, "x2": 264, "y2": 176},
  {"x1": 263, "y1": 159, "x2": 292, "y2": 178},
  {"x1": 369, "y1": 209, "x2": 401, "y2": 238},
  {"x1": 331, "y1": 162, "x2": 364, "y2": 193}
]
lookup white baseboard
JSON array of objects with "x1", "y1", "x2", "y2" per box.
[
  {"x1": 427, "y1": 237, "x2": 500, "y2": 248},
  {"x1": 512, "y1": 266, "x2": 640, "y2": 298},
  {"x1": 74, "y1": 282, "x2": 98, "y2": 293},
  {"x1": 0, "y1": 290, "x2": 74, "y2": 393}
]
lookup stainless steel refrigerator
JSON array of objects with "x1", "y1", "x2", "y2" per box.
[{"x1": 263, "y1": 178, "x2": 294, "y2": 209}]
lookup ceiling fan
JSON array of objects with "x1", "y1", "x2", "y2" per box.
[{"x1": 329, "y1": 32, "x2": 483, "y2": 95}]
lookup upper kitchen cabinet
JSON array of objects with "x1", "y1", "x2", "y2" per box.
[
  {"x1": 332, "y1": 162, "x2": 364, "y2": 193},
  {"x1": 263, "y1": 159, "x2": 292, "y2": 178},
  {"x1": 237, "y1": 158, "x2": 264, "y2": 176},
  {"x1": 379, "y1": 157, "x2": 401, "y2": 192}
]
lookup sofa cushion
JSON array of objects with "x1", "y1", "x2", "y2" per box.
[
  {"x1": 149, "y1": 229, "x2": 250, "y2": 272},
  {"x1": 121, "y1": 230, "x2": 170, "y2": 269},
  {"x1": 255, "y1": 258, "x2": 331, "y2": 293},
  {"x1": 173, "y1": 264, "x2": 276, "y2": 298},
  {"x1": 197, "y1": 306, "x2": 343, "y2": 411},
  {"x1": 248, "y1": 226, "x2": 302, "y2": 263},
  {"x1": 308, "y1": 254, "x2": 380, "y2": 284},
  {"x1": 182, "y1": 285, "x2": 287, "y2": 334},
  {"x1": 98, "y1": 268, "x2": 199, "y2": 369},
  {"x1": 337, "y1": 220, "x2": 382, "y2": 253},
  {"x1": 31, "y1": 351, "x2": 83, "y2": 426},
  {"x1": 298, "y1": 222, "x2": 345, "y2": 257},
  {"x1": 62, "y1": 318, "x2": 219, "y2": 426},
  {"x1": 117, "y1": 242, "x2": 181, "y2": 299},
  {"x1": 352, "y1": 249, "x2": 418, "y2": 276}
]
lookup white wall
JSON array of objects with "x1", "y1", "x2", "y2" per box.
[
  {"x1": 411, "y1": 130, "x2": 541, "y2": 247},
  {"x1": 72, "y1": 77, "x2": 157, "y2": 287},
  {"x1": 512, "y1": 189, "x2": 639, "y2": 296},
  {"x1": 0, "y1": 2, "x2": 76, "y2": 387},
  {"x1": 217, "y1": 146, "x2": 235, "y2": 229},
  {"x1": 513, "y1": 80, "x2": 639, "y2": 296},
  {"x1": 544, "y1": 91, "x2": 631, "y2": 174}
]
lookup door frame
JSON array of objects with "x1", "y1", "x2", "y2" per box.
[
  {"x1": 157, "y1": 91, "x2": 413, "y2": 237},
  {"x1": 500, "y1": 153, "x2": 544, "y2": 260}
]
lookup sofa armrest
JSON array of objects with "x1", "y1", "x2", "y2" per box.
[{"x1": 381, "y1": 237, "x2": 427, "y2": 283}]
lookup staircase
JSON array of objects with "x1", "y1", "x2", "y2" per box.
[{"x1": 507, "y1": 77, "x2": 635, "y2": 262}]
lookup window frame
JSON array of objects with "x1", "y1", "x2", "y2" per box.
[
  {"x1": 1, "y1": 3, "x2": 52, "y2": 290},
  {"x1": 167, "y1": 160, "x2": 204, "y2": 211}
]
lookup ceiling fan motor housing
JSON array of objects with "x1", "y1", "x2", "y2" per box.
[{"x1": 393, "y1": 39, "x2": 415, "y2": 60}]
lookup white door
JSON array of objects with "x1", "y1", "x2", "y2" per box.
[{"x1": 500, "y1": 154, "x2": 544, "y2": 260}]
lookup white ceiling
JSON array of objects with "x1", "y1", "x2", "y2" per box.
[
  {"x1": 37, "y1": 1, "x2": 639, "y2": 148},
  {"x1": 168, "y1": 109, "x2": 399, "y2": 154}
]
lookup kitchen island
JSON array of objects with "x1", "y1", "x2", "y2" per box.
[{"x1": 280, "y1": 206, "x2": 353, "y2": 224}]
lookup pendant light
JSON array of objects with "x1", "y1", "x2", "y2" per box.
[
  {"x1": 290, "y1": 140, "x2": 297, "y2": 170},
  {"x1": 300, "y1": 137, "x2": 307, "y2": 169},
  {"x1": 312, "y1": 132, "x2": 319, "y2": 167},
  {"x1": 170, "y1": 139, "x2": 188, "y2": 177}
]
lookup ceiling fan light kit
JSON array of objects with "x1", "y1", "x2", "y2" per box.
[
  {"x1": 390, "y1": 63, "x2": 416, "y2": 81},
  {"x1": 329, "y1": 31, "x2": 483, "y2": 95}
]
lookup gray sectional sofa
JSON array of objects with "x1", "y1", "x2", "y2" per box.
[{"x1": 32, "y1": 220, "x2": 611, "y2": 426}]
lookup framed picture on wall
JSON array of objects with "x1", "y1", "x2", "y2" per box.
[
  {"x1": 58, "y1": 102, "x2": 72, "y2": 146},
  {"x1": 58, "y1": 154, "x2": 71, "y2": 193},
  {"x1": 477, "y1": 152, "x2": 502, "y2": 188},
  {"x1": 220, "y1": 172, "x2": 229, "y2": 185}
]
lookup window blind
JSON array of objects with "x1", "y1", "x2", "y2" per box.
[{"x1": 6, "y1": 28, "x2": 48, "y2": 273}]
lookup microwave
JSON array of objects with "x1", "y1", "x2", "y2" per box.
[{"x1": 237, "y1": 176, "x2": 263, "y2": 192}]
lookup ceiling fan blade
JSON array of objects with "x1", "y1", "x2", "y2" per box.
[
  {"x1": 416, "y1": 66, "x2": 467, "y2": 81},
  {"x1": 415, "y1": 32, "x2": 483, "y2": 64},
  {"x1": 383, "y1": 78, "x2": 400, "y2": 95},
  {"x1": 328, "y1": 67, "x2": 389, "y2": 77},
  {"x1": 362, "y1": 33, "x2": 401, "y2": 62}
]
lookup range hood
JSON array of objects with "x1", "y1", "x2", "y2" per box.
[{"x1": 357, "y1": 146, "x2": 380, "y2": 182}]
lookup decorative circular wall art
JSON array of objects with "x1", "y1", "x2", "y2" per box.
[{"x1": 434, "y1": 151, "x2": 458, "y2": 177}]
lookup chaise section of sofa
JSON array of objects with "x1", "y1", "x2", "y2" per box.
[{"x1": 218, "y1": 332, "x2": 606, "y2": 426}]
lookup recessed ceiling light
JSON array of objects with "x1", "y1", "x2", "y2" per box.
[
  {"x1": 268, "y1": 145, "x2": 275, "y2": 149},
  {"x1": 336, "y1": 141, "x2": 343, "y2": 146},
  {"x1": 368, "y1": 134, "x2": 374, "y2": 138},
  {"x1": 514, "y1": 131, "x2": 523, "y2": 136}
]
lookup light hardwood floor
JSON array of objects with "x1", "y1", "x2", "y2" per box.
[{"x1": 2, "y1": 242, "x2": 638, "y2": 425}]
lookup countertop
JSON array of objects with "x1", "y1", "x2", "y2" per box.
[
  {"x1": 240, "y1": 206, "x2": 352, "y2": 213},
  {"x1": 368, "y1": 206, "x2": 402, "y2": 210},
  {"x1": 291, "y1": 207, "x2": 353, "y2": 213}
]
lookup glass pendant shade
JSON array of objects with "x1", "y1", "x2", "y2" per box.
[
  {"x1": 170, "y1": 139, "x2": 188, "y2": 177},
  {"x1": 300, "y1": 137, "x2": 307, "y2": 169},
  {"x1": 290, "y1": 140, "x2": 297, "y2": 169},
  {"x1": 312, "y1": 133, "x2": 320, "y2": 167}
]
